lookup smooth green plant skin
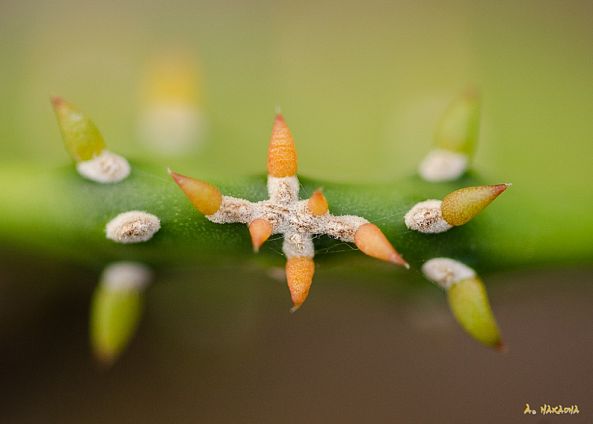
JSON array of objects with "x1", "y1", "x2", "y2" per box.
[{"x1": 1, "y1": 161, "x2": 591, "y2": 275}]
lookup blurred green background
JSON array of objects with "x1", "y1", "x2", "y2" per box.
[{"x1": 0, "y1": 0, "x2": 592, "y2": 422}]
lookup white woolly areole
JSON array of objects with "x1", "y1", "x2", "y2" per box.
[
  {"x1": 283, "y1": 233, "x2": 315, "y2": 258},
  {"x1": 101, "y1": 262, "x2": 152, "y2": 292},
  {"x1": 418, "y1": 149, "x2": 468, "y2": 182},
  {"x1": 404, "y1": 199, "x2": 452, "y2": 234},
  {"x1": 208, "y1": 197, "x2": 367, "y2": 246},
  {"x1": 205, "y1": 174, "x2": 369, "y2": 258},
  {"x1": 422, "y1": 258, "x2": 476, "y2": 290},
  {"x1": 138, "y1": 104, "x2": 204, "y2": 155},
  {"x1": 76, "y1": 150, "x2": 131, "y2": 183},
  {"x1": 267, "y1": 176, "x2": 300, "y2": 204},
  {"x1": 105, "y1": 211, "x2": 161, "y2": 244}
]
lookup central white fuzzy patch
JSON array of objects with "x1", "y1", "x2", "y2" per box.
[{"x1": 207, "y1": 176, "x2": 368, "y2": 258}]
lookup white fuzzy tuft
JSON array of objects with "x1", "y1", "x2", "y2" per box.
[
  {"x1": 76, "y1": 150, "x2": 131, "y2": 183},
  {"x1": 418, "y1": 149, "x2": 468, "y2": 182},
  {"x1": 105, "y1": 211, "x2": 161, "y2": 244},
  {"x1": 138, "y1": 104, "x2": 204, "y2": 155},
  {"x1": 207, "y1": 196, "x2": 254, "y2": 224},
  {"x1": 282, "y1": 233, "x2": 314, "y2": 258},
  {"x1": 421, "y1": 258, "x2": 476, "y2": 290},
  {"x1": 404, "y1": 200, "x2": 452, "y2": 233},
  {"x1": 267, "y1": 176, "x2": 300, "y2": 204},
  {"x1": 101, "y1": 262, "x2": 152, "y2": 292}
]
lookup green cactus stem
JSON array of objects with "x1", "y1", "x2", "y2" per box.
[{"x1": 0, "y1": 162, "x2": 590, "y2": 271}]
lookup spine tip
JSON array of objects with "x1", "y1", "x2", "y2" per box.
[
  {"x1": 50, "y1": 96, "x2": 65, "y2": 107},
  {"x1": 497, "y1": 183, "x2": 512, "y2": 192},
  {"x1": 494, "y1": 340, "x2": 508, "y2": 353}
]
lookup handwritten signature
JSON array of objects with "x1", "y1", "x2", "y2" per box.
[{"x1": 524, "y1": 403, "x2": 580, "y2": 415}]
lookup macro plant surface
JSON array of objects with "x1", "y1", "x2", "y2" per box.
[{"x1": 0, "y1": 91, "x2": 592, "y2": 364}]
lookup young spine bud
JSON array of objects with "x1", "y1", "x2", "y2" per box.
[
  {"x1": 138, "y1": 51, "x2": 204, "y2": 155},
  {"x1": 51, "y1": 97, "x2": 106, "y2": 162},
  {"x1": 448, "y1": 276, "x2": 505, "y2": 351},
  {"x1": 169, "y1": 170, "x2": 222, "y2": 215},
  {"x1": 422, "y1": 258, "x2": 504, "y2": 350},
  {"x1": 435, "y1": 89, "x2": 480, "y2": 155},
  {"x1": 441, "y1": 184, "x2": 510, "y2": 226},
  {"x1": 51, "y1": 97, "x2": 130, "y2": 183},
  {"x1": 354, "y1": 223, "x2": 408, "y2": 267},
  {"x1": 419, "y1": 89, "x2": 480, "y2": 182},
  {"x1": 286, "y1": 256, "x2": 315, "y2": 312},
  {"x1": 267, "y1": 114, "x2": 297, "y2": 177},
  {"x1": 405, "y1": 183, "x2": 511, "y2": 233},
  {"x1": 248, "y1": 218, "x2": 273, "y2": 252},
  {"x1": 90, "y1": 262, "x2": 152, "y2": 366},
  {"x1": 307, "y1": 189, "x2": 329, "y2": 216}
]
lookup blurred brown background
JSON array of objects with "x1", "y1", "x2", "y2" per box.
[{"x1": 1, "y1": 256, "x2": 592, "y2": 423}]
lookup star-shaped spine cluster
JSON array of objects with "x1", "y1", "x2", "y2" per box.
[{"x1": 171, "y1": 114, "x2": 408, "y2": 311}]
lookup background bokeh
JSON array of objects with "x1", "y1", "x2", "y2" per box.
[{"x1": 0, "y1": 0, "x2": 592, "y2": 422}]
